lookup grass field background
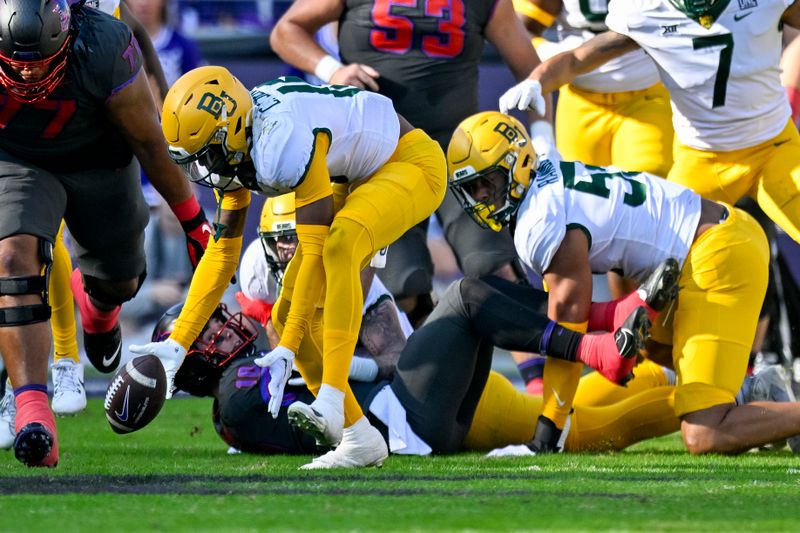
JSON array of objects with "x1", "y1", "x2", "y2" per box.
[{"x1": 1, "y1": 398, "x2": 800, "y2": 532}]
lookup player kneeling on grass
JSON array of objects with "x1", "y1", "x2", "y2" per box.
[{"x1": 447, "y1": 111, "x2": 800, "y2": 454}]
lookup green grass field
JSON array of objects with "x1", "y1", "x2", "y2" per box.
[{"x1": 1, "y1": 398, "x2": 799, "y2": 532}]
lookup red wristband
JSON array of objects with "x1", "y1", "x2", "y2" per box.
[{"x1": 170, "y1": 195, "x2": 202, "y2": 222}]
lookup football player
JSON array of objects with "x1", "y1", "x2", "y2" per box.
[
  {"x1": 37, "y1": 0, "x2": 185, "y2": 421},
  {"x1": 0, "y1": 0, "x2": 211, "y2": 468},
  {"x1": 158, "y1": 271, "x2": 675, "y2": 457},
  {"x1": 509, "y1": 0, "x2": 676, "y2": 394},
  {"x1": 134, "y1": 66, "x2": 449, "y2": 469},
  {"x1": 236, "y1": 193, "x2": 412, "y2": 380},
  {"x1": 501, "y1": 0, "x2": 800, "y2": 275},
  {"x1": 269, "y1": 0, "x2": 551, "y2": 329},
  {"x1": 448, "y1": 111, "x2": 800, "y2": 454}
]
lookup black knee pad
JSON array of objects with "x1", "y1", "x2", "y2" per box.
[
  {"x1": 82, "y1": 270, "x2": 146, "y2": 307},
  {"x1": 0, "y1": 239, "x2": 53, "y2": 327}
]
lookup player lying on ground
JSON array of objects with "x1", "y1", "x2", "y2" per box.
[
  {"x1": 448, "y1": 111, "x2": 800, "y2": 454},
  {"x1": 154, "y1": 270, "x2": 680, "y2": 458}
]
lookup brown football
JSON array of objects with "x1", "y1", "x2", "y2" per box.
[{"x1": 104, "y1": 355, "x2": 167, "y2": 434}]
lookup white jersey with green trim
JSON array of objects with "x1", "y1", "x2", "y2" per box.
[
  {"x1": 514, "y1": 157, "x2": 701, "y2": 283},
  {"x1": 535, "y1": 0, "x2": 659, "y2": 93},
  {"x1": 249, "y1": 77, "x2": 400, "y2": 195},
  {"x1": 606, "y1": 0, "x2": 791, "y2": 151}
]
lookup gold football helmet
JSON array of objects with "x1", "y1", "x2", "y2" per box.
[
  {"x1": 258, "y1": 193, "x2": 298, "y2": 285},
  {"x1": 447, "y1": 111, "x2": 538, "y2": 232},
  {"x1": 162, "y1": 65, "x2": 252, "y2": 191}
]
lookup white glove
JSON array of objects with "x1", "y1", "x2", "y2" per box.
[
  {"x1": 129, "y1": 338, "x2": 187, "y2": 400},
  {"x1": 486, "y1": 444, "x2": 536, "y2": 457},
  {"x1": 254, "y1": 346, "x2": 295, "y2": 418},
  {"x1": 499, "y1": 79, "x2": 546, "y2": 116}
]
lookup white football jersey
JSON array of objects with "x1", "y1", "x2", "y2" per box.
[
  {"x1": 514, "y1": 157, "x2": 701, "y2": 283},
  {"x1": 239, "y1": 238, "x2": 280, "y2": 305},
  {"x1": 535, "y1": 0, "x2": 659, "y2": 93},
  {"x1": 606, "y1": 0, "x2": 792, "y2": 151},
  {"x1": 249, "y1": 77, "x2": 400, "y2": 195}
]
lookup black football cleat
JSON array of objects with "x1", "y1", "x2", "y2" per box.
[
  {"x1": 84, "y1": 322, "x2": 122, "y2": 374},
  {"x1": 14, "y1": 422, "x2": 56, "y2": 468},
  {"x1": 525, "y1": 416, "x2": 562, "y2": 454},
  {"x1": 638, "y1": 258, "x2": 680, "y2": 312},
  {"x1": 614, "y1": 306, "x2": 651, "y2": 385}
]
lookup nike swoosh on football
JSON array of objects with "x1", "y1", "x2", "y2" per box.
[
  {"x1": 102, "y1": 343, "x2": 122, "y2": 368},
  {"x1": 552, "y1": 388, "x2": 566, "y2": 407},
  {"x1": 115, "y1": 386, "x2": 130, "y2": 421},
  {"x1": 733, "y1": 11, "x2": 753, "y2": 21}
]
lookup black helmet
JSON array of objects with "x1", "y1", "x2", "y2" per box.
[
  {"x1": 152, "y1": 302, "x2": 259, "y2": 397},
  {"x1": 0, "y1": 0, "x2": 72, "y2": 102}
]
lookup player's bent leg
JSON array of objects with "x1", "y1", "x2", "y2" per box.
[
  {"x1": 573, "y1": 358, "x2": 675, "y2": 408},
  {"x1": 0, "y1": 235, "x2": 59, "y2": 467},
  {"x1": 567, "y1": 386, "x2": 678, "y2": 452},
  {"x1": 757, "y1": 122, "x2": 800, "y2": 243},
  {"x1": 680, "y1": 397, "x2": 800, "y2": 455},
  {"x1": 463, "y1": 371, "x2": 541, "y2": 451},
  {"x1": 611, "y1": 83, "x2": 674, "y2": 178},
  {"x1": 71, "y1": 269, "x2": 141, "y2": 373},
  {"x1": 50, "y1": 226, "x2": 85, "y2": 416},
  {"x1": 299, "y1": 416, "x2": 388, "y2": 469},
  {"x1": 554, "y1": 84, "x2": 612, "y2": 166}
]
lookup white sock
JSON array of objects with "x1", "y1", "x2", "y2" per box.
[
  {"x1": 345, "y1": 416, "x2": 369, "y2": 435},
  {"x1": 315, "y1": 384, "x2": 345, "y2": 411}
]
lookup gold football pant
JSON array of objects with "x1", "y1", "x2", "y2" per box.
[
  {"x1": 556, "y1": 83, "x2": 673, "y2": 177},
  {"x1": 650, "y1": 206, "x2": 769, "y2": 417},
  {"x1": 276, "y1": 129, "x2": 446, "y2": 425},
  {"x1": 51, "y1": 220, "x2": 79, "y2": 364},
  {"x1": 463, "y1": 370, "x2": 678, "y2": 452},
  {"x1": 669, "y1": 120, "x2": 800, "y2": 243}
]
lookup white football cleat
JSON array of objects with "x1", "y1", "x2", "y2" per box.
[
  {"x1": 0, "y1": 385, "x2": 16, "y2": 450},
  {"x1": 300, "y1": 417, "x2": 388, "y2": 470},
  {"x1": 288, "y1": 398, "x2": 345, "y2": 448},
  {"x1": 51, "y1": 359, "x2": 87, "y2": 416}
]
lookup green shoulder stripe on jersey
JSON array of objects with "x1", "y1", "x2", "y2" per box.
[
  {"x1": 258, "y1": 76, "x2": 362, "y2": 98},
  {"x1": 276, "y1": 84, "x2": 362, "y2": 98},
  {"x1": 566, "y1": 223, "x2": 592, "y2": 251},
  {"x1": 666, "y1": 0, "x2": 732, "y2": 28},
  {"x1": 295, "y1": 128, "x2": 332, "y2": 189}
]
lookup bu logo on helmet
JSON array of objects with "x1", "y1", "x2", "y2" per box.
[
  {"x1": 493, "y1": 121, "x2": 520, "y2": 143},
  {"x1": 197, "y1": 90, "x2": 238, "y2": 119}
]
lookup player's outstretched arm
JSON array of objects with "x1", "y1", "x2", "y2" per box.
[
  {"x1": 499, "y1": 31, "x2": 639, "y2": 113},
  {"x1": 107, "y1": 71, "x2": 213, "y2": 269},
  {"x1": 270, "y1": 0, "x2": 379, "y2": 89}
]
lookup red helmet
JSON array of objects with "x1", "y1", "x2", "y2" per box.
[
  {"x1": 152, "y1": 303, "x2": 259, "y2": 397},
  {"x1": 0, "y1": 0, "x2": 72, "y2": 102}
]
